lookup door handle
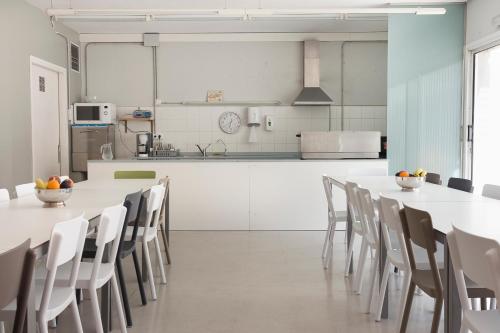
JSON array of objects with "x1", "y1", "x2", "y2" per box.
[{"x1": 467, "y1": 125, "x2": 473, "y2": 142}]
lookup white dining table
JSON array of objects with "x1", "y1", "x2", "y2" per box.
[
  {"x1": 331, "y1": 176, "x2": 500, "y2": 333},
  {"x1": 0, "y1": 179, "x2": 157, "y2": 333}
]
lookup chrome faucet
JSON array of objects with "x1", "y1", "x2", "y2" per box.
[
  {"x1": 214, "y1": 139, "x2": 228, "y2": 155},
  {"x1": 195, "y1": 143, "x2": 212, "y2": 158}
]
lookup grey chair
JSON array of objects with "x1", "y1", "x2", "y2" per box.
[
  {"x1": 425, "y1": 173, "x2": 442, "y2": 185},
  {"x1": 0, "y1": 240, "x2": 36, "y2": 333},
  {"x1": 448, "y1": 177, "x2": 474, "y2": 193}
]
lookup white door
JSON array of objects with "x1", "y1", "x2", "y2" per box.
[
  {"x1": 469, "y1": 44, "x2": 500, "y2": 190},
  {"x1": 30, "y1": 63, "x2": 61, "y2": 179}
]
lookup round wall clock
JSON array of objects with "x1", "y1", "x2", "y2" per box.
[{"x1": 219, "y1": 112, "x2": 241, "y2": 134}]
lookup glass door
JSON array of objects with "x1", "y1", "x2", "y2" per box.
[{"x1": 471, "y1": 44, "x2": 500, "y2": 190}]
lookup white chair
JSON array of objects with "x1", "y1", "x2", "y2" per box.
[
  {"x1": 321, "y1": 175, "x2": 347, "y2": 269},
  {"x1": 447, "y1": 225, "x2": 500, "y2": 333},
  {"x1": 15, "y1": 183, "x2": 35, "y2": 198},
  {"x1": 482, "y1": 184, "x2": 500, "y2": 200},
  {"x1": 344, "y1": 182, "x2": 377, "y2": 296},
  {"x1": 375, "y1": 196, "x2": 445, "y2": 328},
  {"x1": 126, "y1": 184, "x2": 166, "y2": 300},
  {"x1": 347, "y1": 168, "x2": 387, "y2": 176},
  {"x1": 355, "y1": 187, "x2": 380, "y2": 310},
  {"x1": 0, "y1": 189, "x2": 9, "y2": 202},
  {"x1": 49, "y1": 205, "x2": 128, "y2": 333},
  {"x1": 2, "y1": 215, "x2": 88, "y2": 333}
]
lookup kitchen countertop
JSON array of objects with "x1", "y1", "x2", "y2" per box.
[{"x1": 89, "y1": 152, "x2": 386, "y2": 163}]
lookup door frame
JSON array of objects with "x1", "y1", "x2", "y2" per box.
[
  {"x1": 462, "y1": 31, "x2": 500, "y2": 179},
  {"x1": 29, "y1": 56, "x2": 69, "y2": 178}
]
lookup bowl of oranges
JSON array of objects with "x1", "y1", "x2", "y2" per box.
[
  {"x1": 395, "y1": 169, "x2": 427, "y2": 191},
  {"x1": 35, "y1": 176, "x2": 74, "y2": 207}
]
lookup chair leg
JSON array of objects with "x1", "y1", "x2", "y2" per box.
[
  {"x1": 375, "y1": 259, "x2": 391, "y2": 321},
  {"x1": 154, "y1": 236, "x2": 167, "y2": 284},
  {"x1": 70, "y1": 296, "x2": 84, "y2": 333},
  {"x1": 116, "y1": 258, "x2": 133, "y2": 327},
  {"x1": 431, "y1": 297, "x2": 443, "y2": 333},
  {"x1": 400, "y1": 281, "x2": 416, "y2": 333},
  {"x1": 325, "y1": 226, "x2": 335, "y2": 269},
  {"x1": 89, "y1": 289, "x2": 104, "y2": 333},
  {"x1": 364, "y1": 246, "x2": 379, "y2": 313},
  {"x1": 132, "y1": 250, "x2": 147, "y2": 305},
  {"x1": 345, "y1": 232, "x2": 356, "y2": 277},
  {"x1": 111, "y1": 274, "x2": 128, "y2": 333},
  {"x1": 38, "y1": 322, "x2": 49, "y2": 333},
  {"x1": 353, "y1": 238, "x2": 369, "y2": 294},
  {"x1": 159, "y1": 223, "x2": 171, "y2": 265},
  {"x1": 322, "y1": 221, "x2": 332, "y2": 259},
  {"x1": 143, "y1": 241, "x2": 157, "y2": 300},
  {"x1": 397, "y1": 270, "x2": 412, "y2": 332}
]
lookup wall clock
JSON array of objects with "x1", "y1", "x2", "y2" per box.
[{"x1": 219, "y1": 112, "x2": 241, "y2": 134}]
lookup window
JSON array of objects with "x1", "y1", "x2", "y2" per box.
[{"x1": 71, "y1": 43, "x2": 80, "y2": 73}]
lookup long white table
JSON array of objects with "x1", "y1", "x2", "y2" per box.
[
  {"x1": 332, "y1": 176, "x2": 500, "y2": 333},
  {"x1": 0, "y1": 179, "x2": 156, "y2": 333}
]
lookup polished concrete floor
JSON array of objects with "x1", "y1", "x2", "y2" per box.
[{"x1": 51, "y1": 231, "x2": 441, "y2": 332}]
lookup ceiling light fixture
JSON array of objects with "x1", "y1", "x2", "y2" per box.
[{"x1": 47, "y1": 7, "x2": 446, "y2": 22}]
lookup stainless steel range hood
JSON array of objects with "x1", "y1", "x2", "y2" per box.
[{"x1": 293, "y1": 40, "x2": 334, "y2": 106}]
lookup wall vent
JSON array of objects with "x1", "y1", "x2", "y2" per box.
[{"x1": 71, "y1": 42, "x2": 80, "y2": 72}]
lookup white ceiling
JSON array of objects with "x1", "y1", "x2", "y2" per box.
[{"x1": 25, "y1": 0, "x2": 465, "y2": 34}]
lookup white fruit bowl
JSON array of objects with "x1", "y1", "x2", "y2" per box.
[
  {"x1": 395, "y1": 176, "x2": 425, "y2": 191},
  {"x1": 35, "y1": 189, "x2": 72, "y2": 207}
]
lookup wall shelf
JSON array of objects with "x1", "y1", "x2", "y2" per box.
[
  {"x1": 159, "y1": 100, "x2": 282, "y2": 106},
  {"x1": 119, "y1": 116, "x2": 154, "y2": 133}
]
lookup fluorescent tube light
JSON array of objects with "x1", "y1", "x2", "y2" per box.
[{"x1": 47, "y1": 7, "x2": 446, "y2": 22}]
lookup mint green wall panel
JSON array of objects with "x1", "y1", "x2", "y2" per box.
[{"x1": 387, "y1": 5, "x2": 464, "y2": 181}]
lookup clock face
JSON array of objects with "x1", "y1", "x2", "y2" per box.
[{"x1": 219, "y1": 112, "x2": 241, "y2": 134}]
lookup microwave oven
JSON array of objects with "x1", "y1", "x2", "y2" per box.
[{"x1": 73, "y1": 103, "x2": 116, "y2": 125}]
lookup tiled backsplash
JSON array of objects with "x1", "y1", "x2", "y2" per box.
[{"x1": 114, "y1": 105, "x2": 386, "y2": 158}]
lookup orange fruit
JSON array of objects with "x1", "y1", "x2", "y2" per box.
[
  {"x1": 47, "y1": 179, "x2": 60, "y2": 189},
  {"x1": 399, "y1": 171, "x2": 410, "y2": 177}
]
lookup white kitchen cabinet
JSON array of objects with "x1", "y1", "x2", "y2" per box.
[{"x1": 88, "y1": 159, "x2": 387, "y2": 230}]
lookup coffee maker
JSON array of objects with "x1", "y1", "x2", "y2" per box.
[{"x1": 136, "y1": 133, "x2": 153, "y2": 158}]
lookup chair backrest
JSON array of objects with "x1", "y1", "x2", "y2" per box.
[
  {"x1": 425, "y1": 172, "x2": 442, "y2": 185},
  {"x1": 401, "y1": 204, "x2": 442, "y2": 295},
  {"x1": 144, "y1": 185, "x2": 166, "y2": 234},
  {"x1": 447, "y1": 225, "x2": 500, "y2": 312},
  {"x1": 0, "y1": 189, "x2": 10, "y2": 202},
  {"x1": 0, "y1": 239, "x2": 35, "y2": 333},
  {"x1": 40, "y1": 215, "x2": 88, "y2": 318},
  {"x1": 344, "y1": 181, "x2": 366, "y2": 234},
  {"x1": 348, "y1": 168, "x2": 387, "y2": 176},
  {"x1": 92, "y1": 205, "x2": 127, "y2": 283},
  {"x1": 322, "y1": 175, "x2": 338, "y2": 226},
  {"x1": 379, "y1": 195, "x2": 409, "y2": 268},
  {"x1": 114, "y1": 170, "x2": 156, "y2": 179},
  {"x1": 356, "y1": 187, "x2": 379, "y2": 246},
  {"x1": 15, "y1": 183, "x2": 35, "y2": 198},
  {"x1": 448, "y1": 177, "x2": 474, "y2": 193},
  {"x1": 158, "y1": 177, "x2": 170, "y2": 221},
  {"x1": 118, "y1": 190, "x2": 143, "y2": 249},
  {"x1": 482, "y1": 184, "x2": 500, "y2": 200}
]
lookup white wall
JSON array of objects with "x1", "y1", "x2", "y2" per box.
[
  {"x1": 115, "y1": 105, "x2": 387, "y2": 157},
  {"x1": 466, "y1": 0, "x2": 500, "y2": 43},
  {"x1": 0, "y1": 0, "x2": 80, "y2": 192},
  {"x1": 84, "y1": 41, "x2": 387, "y2": 157}
]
